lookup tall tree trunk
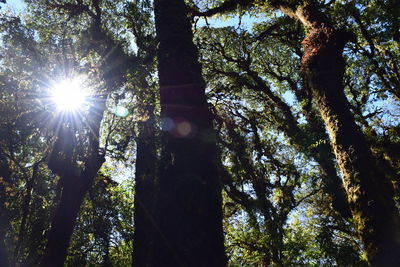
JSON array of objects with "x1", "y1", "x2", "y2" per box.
[
  {"x1": 272, "y1": 1, "x2": 400, "y2": 265},
  {"x1": 41, "y1": 149, "x2": 105, "y2": 266},
  {"x1": 38, "y1": 8, "x2": 130, "y2": 263},
  {"x1": 146, "y1": 0, "x2": 226, "y2": 265},
  {"x1": 132, "y1": 107, "x2": 158, "y2": 266}
]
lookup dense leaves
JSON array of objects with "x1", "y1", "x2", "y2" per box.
[{"x1": 0, "y1": 0, "x2": 399, "y2": 266}]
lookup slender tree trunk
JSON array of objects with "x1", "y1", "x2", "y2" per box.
[
  {"x1": 145, "y1": 0, "x2": 226, "y2": 265},
  {"x1": 295, "y1": 82, "x2": 351, "y2": 218},
  {"x1": 40, "y1": 176, "x2": 90, "y2": 267},
  {"x1": 272, "y1": 1, "x2": 400, "y2": 265}
]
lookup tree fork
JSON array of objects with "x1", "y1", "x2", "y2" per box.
[{"x1": 41, "y1": 101, "x2": 105, "y2": 266}]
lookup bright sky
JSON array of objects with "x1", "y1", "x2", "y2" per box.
[
  {"x1": 1, "y1": 0, "x2": 26, "y2": 13},
  {"x1": 197, "y1": 13, "x2": 261, "y2": 30}
]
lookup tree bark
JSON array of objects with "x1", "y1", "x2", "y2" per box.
[
  {"x1": 146, "y1": 0, "x2": 226, "y2": 266},
  {"x1": 272, "y1": 1, "x2": 400, "y2": 265}
]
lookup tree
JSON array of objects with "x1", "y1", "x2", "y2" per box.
[
  {"x1": 190, "y1": 0, "x2": 400, "y2": 265},
  {"x1": 2, "y1": 1, "x2": 134, "y2": 265},
  {"x1": 270, "y1": 2, "x2": 400, "y2": 265},
  {"x1": 136, "y1": 0, "x2": 227, "y2": 265}
]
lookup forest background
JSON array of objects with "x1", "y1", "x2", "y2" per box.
[{"x1": 0, "y1": 0, "x2": 399, "y2": 266}]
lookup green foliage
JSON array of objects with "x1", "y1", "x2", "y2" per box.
[
  {"x1": 1, "y1": 0, "x2": 399, "y2": 265},
  {"x1": 66, "y1": 175, "x2": 134, "y2": 266}
]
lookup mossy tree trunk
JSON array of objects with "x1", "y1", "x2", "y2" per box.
[{"x1": 271, "y1": 1, "x2": 400, "y2": 265}]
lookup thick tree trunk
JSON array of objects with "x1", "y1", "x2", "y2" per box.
[
  {"x1": 276, "y1": 2, "x2": 400, "y2": 265},
  {"x1": 146, "y1": 0, "x2": 226, "y2": 266},
  {"x1": 40, "y1": 176, "x2": 90, "y2": 267}
]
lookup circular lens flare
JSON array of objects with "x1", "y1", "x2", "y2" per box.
[{"x1": 51, "y1": 79, "x2": 86, "y2": 111}]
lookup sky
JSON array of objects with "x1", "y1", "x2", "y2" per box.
[
  {"x1": 198, "y1": 14, "x2": 260, "y2": 29},
  {"x1": 1, "y1": 0, "x2": 26, "y2": 13}
]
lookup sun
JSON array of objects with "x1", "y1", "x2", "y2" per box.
[{"x1": 51, "y1": 78, "x2": 87, "y2": 111}]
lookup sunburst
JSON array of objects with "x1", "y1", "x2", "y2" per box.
[{"x1": 50, "y1": 78, "x2": 88, "y2": 112}]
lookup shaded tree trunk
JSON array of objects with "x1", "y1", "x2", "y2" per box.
[
  {"x1": 41, "y1": 102, "x2": 105, "y2": 266},
  {"x1": 13, "y1": 161, "x2": 40, "y2": 265},
  {"x1": 38, "y1": 5, "x2": 132, "y2": 263},
  {"x1": 271, "y1": 1, "x2": 400, "y2": 265},
  {"x1": 141, "y1": 0, "x2": 226, "y2": 265},
  {"x1": 0, "y1": 155, "x2": 12, "y2": 267},
  {"x1": 41, "y1": 155, "x2": 105, "y2": 267},
  {"x1": 132, "y1": 107, "x2": 158, "y2": 267},
  {"x1": 295, "y1": 80, "x2": 351, "y2": 218},
  {"x1": 40, "y1": 175, "x2": 91, "y2": 267}
]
